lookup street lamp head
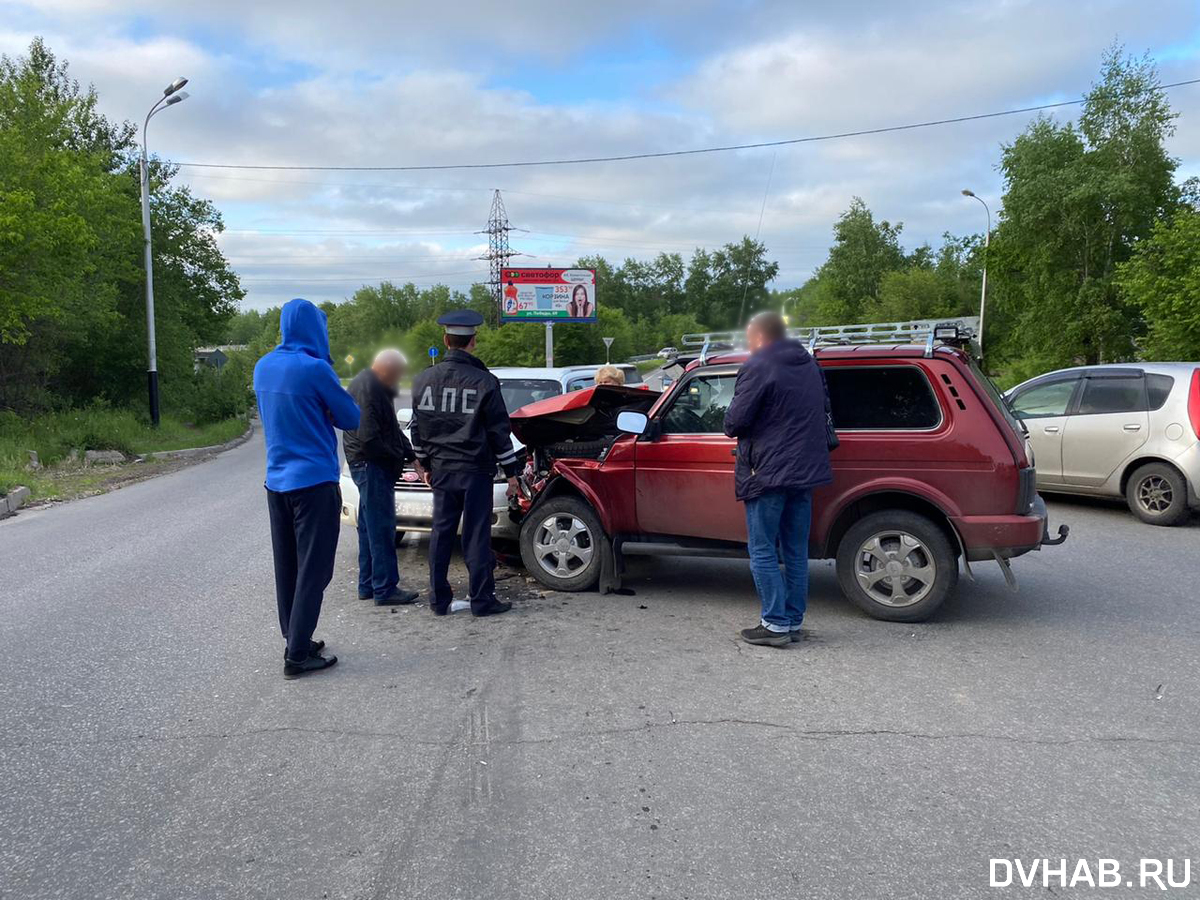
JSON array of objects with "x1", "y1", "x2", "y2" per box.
[
  {"x1": 164, "y1": 77, "x2": 189, "y2": 96},
  {"x1": 961, "y1": 189, "x2": 976, "y2": 197},
  {"x1": 164, "y1": 91, "x2": 189, "y2": 106}
]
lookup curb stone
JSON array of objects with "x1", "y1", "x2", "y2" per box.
[
  {"x1": 0, "y1": 485, "x2": 31, "y2": 519},
  {"x1": 143, "y1": 417, "x2": 256, "y2": 461}
]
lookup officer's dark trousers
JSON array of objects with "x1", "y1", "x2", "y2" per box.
[
  {"x1": 428, "y1": 469, "x2": 495, "y2": 613},
  {"x1": 350, "y1": 460, "x2": 399, "y2": 601},
  {"x1": 266, "y1": 482, "x2": 341, "y2": 661}
]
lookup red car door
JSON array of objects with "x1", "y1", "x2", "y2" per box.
[{"x1": 633, "y1": 368, "x2": 747, "y2": 542}]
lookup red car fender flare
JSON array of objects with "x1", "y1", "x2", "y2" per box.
[
  {"x1": 818, "y1": 477, "x2": 966, "y2": 554},
  {"x1": 532, "y1": 463, "x2": 613, "y2": 535}
]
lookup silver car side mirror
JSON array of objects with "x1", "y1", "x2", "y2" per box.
[{"x1": 616, "y1": 410, "x2": 648, "y2": 435}]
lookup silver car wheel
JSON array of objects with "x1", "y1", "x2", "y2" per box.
[
  {"x1": 1136, "y1": 474, "x2": 1174, "y2": 514},
  {"x1": 854, "y1": 531, "x2": 936, "y2": 608},
  {"x1": 532, "y1": 514, "x2": 595, "y2": 579}
]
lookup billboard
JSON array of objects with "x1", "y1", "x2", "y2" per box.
[{"x1": 500, "y1": 267, "x2": 597, "y2": 322}]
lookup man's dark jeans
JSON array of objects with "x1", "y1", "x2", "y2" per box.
[
  {"x1": 266, "y1": 481, "x2": 341, "y2": 661},
  {"x1": 744, "y1": 487, "x2": 813, "y2": 633},
  {"x1": 350, "y1": 461, "x2": 399, "y2": 602}
]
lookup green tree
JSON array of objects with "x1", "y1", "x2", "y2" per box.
[
  {"x1": 1117, "y1": 206, "x2": 1200, "y2": 359},
  {"x1": 990, "y1": 46, "x2": 1178, "y2": 370},
  {"x1": 0, "y1": 38, "x2": 242, "y2": 416},
  {"x1": 811, "y1": 198, "x2": 906, "y2": 324}
]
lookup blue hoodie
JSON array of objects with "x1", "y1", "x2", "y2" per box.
[{"x1": 253, "y1": 298, "x2": 360, "y2": 492}]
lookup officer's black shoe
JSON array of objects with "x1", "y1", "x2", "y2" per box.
[
  {"x1": 471, "y1": 599, "x2": 512, "y2": 617},
  {"x1": 282, "y1": 639, "x2": 325, "y2": 661},
  {"x1": 358, "y1": 592, "x2": 372, "y2": 601},
  {"x1": 430, "y1": 604, "x2": 450, "y2": 616},
  {"x1": 739, "y1": 625, "x2": 790, "y2": 647},
  {"x1": 283, "y1": 652, "x2": 338, "y2": 680},
  {"x1": 375, "y1": 588, "x2": 419, "y2": 606}
]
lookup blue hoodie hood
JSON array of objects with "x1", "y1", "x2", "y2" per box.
[
  {"x1": 253, "y1": 298, "x2": 360, "y2": 491},
  {"x1": 279, "y1": 297, "x2": 334, "y2": 365}
]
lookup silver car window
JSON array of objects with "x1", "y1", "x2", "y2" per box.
[
  {"x1": 1078, "y1": 376, "x2": 1146, "y2": 415},
  {"x1": 1011, "y1": 379, "x2": 1079, "y2": 418}
]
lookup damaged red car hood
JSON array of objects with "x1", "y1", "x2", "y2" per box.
[{"x1": 509, "y1": 384, "x2": 660, "y2": 447}]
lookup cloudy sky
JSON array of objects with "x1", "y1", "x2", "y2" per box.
[{"x1": 3, "y1": 0, "x2": 1199, "y2": 310}]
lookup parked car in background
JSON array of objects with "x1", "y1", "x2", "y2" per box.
[
  {"x1": 338, "y1": 364, "x2": 641, "y2": 542},
  {"x1": 657, "y1": 347, "x2": 679, "y2": 359},
  {"x1": 1006, "y1": 363, "x2": 1200, "y2": 525},
  {"x1": 509, "y1": 324, "x2": 1068, "y2": 622}
]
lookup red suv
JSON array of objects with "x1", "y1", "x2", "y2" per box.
[{"x1": 508, "y1": 330, "x2": 1068, "y2": 621}]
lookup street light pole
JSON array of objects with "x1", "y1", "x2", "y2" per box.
[
  {"x1": 961, "y1": 189, "x2": 991, "y2": 358},
  {"x1": 140, "y1": 77, "x2": 189, "y2": 426}
]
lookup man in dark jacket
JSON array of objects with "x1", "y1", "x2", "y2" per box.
[
  {"x1": 723, "y1": 311, "x2": 833, "y2": 647},
  {"x1": 411, "y1": 310, "x2": 520, "y2": 618},
  {"x1": 344, "y1": 348, "x2": 421, "y2": 607},
  {"x1": 254, "y1": 298, "x2": 360, "y2": 678}
]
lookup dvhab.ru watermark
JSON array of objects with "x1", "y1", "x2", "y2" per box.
[{"x1": 990, "y1": 859, "x2": 1193, "y2": 890}]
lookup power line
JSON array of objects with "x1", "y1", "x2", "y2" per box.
[
  {"x1": 185, "y1": 171, "x2": 766, "y2": 215},
  {"x1": 171, "y1": 78, "x2": 1200, "y2": 173}
]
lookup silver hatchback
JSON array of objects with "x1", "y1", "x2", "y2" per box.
[{"x1": 1006, "y1": 363, "x2": 1200, "y2": 525}]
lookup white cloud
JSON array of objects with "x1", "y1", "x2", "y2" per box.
[{"x1": 3, "y1": 0, "x2": 1198, "y2": 310}]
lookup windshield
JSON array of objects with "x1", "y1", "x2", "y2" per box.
[{"x1": 499, "y1": 378, "x2": 563, "y2": 413}]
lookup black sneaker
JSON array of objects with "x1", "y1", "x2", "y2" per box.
[
  {"x1": 789, "y1": 630, "x2": 804, "y2": 643},
  {"x1": 358, "y1": 592, "x2": 372, "y2": 601},
  {"x1": 471, "y1": 599, "x2": 513, "y2": 617},
  {"x1": 375, "y1": 588, "x2": 419, "y2": 606},
  {"x1": 283, "y1": 639, "x2": 325, "y2": 661},
  {"x1": 739, "y1": 625, "x2": 790, "y2": 647},
  {"x1": 283, "y1": 652, "x2": 338, "y2": 679}
]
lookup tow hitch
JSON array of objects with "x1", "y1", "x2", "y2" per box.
[{"x1": 1043, "y1": 522, "x2": 1069, "y2": 545}]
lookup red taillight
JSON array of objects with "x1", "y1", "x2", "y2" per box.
[{"x1": 1189, "y1": 368, "x2": 1200, "y2": 440}]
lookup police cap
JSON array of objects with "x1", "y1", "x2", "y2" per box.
[{"x1": 437, "y1": 309, "x2": 485, "y2": 336}]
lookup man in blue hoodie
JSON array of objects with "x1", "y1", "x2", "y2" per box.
[
  {"x1": 254, "y1": 298, "x2": 361, "y2": 679},
  {"x1": 723, "y1": 311, "x2": 833, "y2": 647}
]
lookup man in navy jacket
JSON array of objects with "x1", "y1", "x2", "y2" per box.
[
  {"x1": 254, "y1": 298, "x2": 360, "y2": 678},
  {"x1": 723, "y1": 311, "x2": 832, "y2": 647}
]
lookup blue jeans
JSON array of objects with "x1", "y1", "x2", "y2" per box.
[
  {"x1": 350, "y1": 461, "x2": 399, "y2": 601},
  {"x1": 744, "y1": 487, "x2": 813, "y2": 633}
]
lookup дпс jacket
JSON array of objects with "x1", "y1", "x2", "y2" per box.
[
  {"x1": 410, "y1": 349, "x2": 520, "y2": 477},
  {"x1": 722, "y1": 338, "x2": 833, "y2": 502},
  {"x1": 343, "y1": 369, "x2": 414, "y2": 478}
]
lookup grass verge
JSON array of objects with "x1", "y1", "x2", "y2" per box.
[{"x1": 0, "y1": 408, "x2": 248, "y2": 500}]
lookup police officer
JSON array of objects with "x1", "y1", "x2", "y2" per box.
[{"x1": 410, "y1": 310, "x2": 520, "y2": 617}]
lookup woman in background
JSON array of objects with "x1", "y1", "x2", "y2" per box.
[{"x1": 594, "y1": 365, "x2": 625, "y2": 387}]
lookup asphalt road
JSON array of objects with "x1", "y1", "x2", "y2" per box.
[{"x1": 2, "y1": 432, "x2": 1198, "y2": 899}]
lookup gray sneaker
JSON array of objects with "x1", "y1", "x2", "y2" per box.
[{"x1": 740, "y1": 625, "x2": 790, "y2": 647}]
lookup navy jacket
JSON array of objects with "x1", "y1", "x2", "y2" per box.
[
  {"x1": 343, "y1": 369, "x2": 414, "y2": 478},
  {"x1": 723, "y1": 339, "x2": 833, "y2": 501},
  {"x1": 253, "y1": 298, "x2": 360, "y2": 492},
  {"x1": 410, "y1": 350, "x2": 520, "y2": 477}
]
